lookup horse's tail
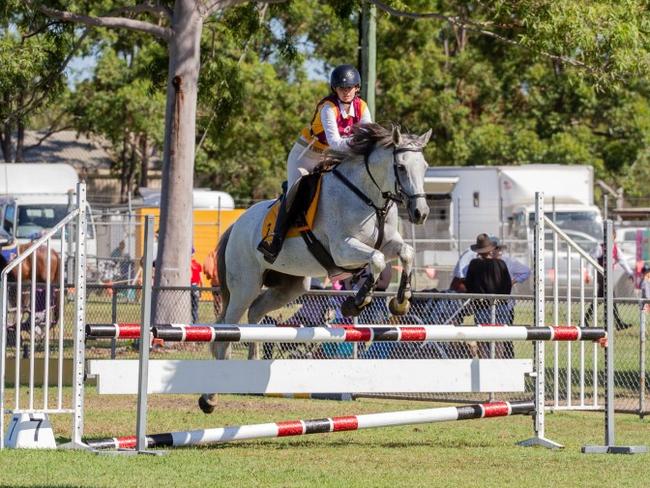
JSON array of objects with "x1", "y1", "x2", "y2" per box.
[{"x1": 216, "y1": 225, "x2": 232, "y2": 323}]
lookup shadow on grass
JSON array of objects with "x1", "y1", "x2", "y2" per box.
[
  {"x1": 181, "y1": 437, "x2": 497, "y2": 451},
  {"x1": 72, "y1": 435, "x2": 498, "y2": 452}
]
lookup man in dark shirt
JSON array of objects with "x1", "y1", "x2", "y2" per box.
[
  {"x1": 464, "y1": 234, "x2": 512, "y2": 358},
  {"x1": 465, "y1": 236, "x2": 512, "y2": 297}
]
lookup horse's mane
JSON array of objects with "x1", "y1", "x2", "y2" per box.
[{"x1": 318, "y1": 123, "x2": 422, "y2": 169}]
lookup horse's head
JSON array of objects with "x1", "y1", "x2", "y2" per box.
[
  {"x1": 388, "y1": 125, "x2": 432, "y2": 224},
  {"x1": 326, "y1": 123, "x2": 432, "y2": 225}
]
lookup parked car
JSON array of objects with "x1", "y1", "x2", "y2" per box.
[{"x1": 615, "y1": 226, "x2": 649, "y2": 259}]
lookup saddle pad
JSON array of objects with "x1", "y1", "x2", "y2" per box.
[{"x1": 261, "y1": 176, "x2": 322, "y2": 240}]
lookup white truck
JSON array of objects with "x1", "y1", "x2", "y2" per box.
[
  {"x1": 0, "y1": 163, "x2": 97, "y2": 269},
  {"x1": 408, "y1": 165, "x2": 606, "y2": 291},
  {"x1": 424, "y1": 164, "x2": 602, "y2": 247}
]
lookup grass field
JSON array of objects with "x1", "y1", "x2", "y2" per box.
[
  {"x1": 3, "y1": 293, "x2": 647, "y2": 487},
  {"x1": 1, "y1": 389, "x2": 649, "y2": 488}
]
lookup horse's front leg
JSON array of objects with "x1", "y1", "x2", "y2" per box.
[
  {"x1": 382, "y1": 237, "x2": 414, "y2": 316},
  {"x1": 330, "y1": 237, "x2": 385, "y2": 317}
]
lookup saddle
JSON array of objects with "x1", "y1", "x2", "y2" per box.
[
  {"x1": 261, "y1": 172, "x2": 323, "y2": 241},
  {"x1": 260, "y1": 171, "x2": 365, "y2": 277}
]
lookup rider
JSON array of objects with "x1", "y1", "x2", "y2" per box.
[{"x1": 257, "y1": 64, "x2": 373, "y2": 263}]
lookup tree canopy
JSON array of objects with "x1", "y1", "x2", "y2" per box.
[{"x1": 14, "y1": 0, "x2": 650, "y2": 203}]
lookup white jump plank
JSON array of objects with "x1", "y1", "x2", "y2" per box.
[{"x1": 88, "y1": 359, "x2": 533, "y2": 395}]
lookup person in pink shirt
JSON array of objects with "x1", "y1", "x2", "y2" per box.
[{"x1": 190, "y1": 247, "x2": 202, "y2": 324}]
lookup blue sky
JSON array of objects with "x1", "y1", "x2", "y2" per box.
[{"x1": 65, "y1": 55, "x2": 97, "y2": 88}]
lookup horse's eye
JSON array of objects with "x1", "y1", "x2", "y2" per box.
[{"x1": 397, "y1": 165, "x2": 407, "y2": 172}]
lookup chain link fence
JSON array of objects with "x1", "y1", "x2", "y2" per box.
[
  {"x1": 3, "y1": 283, "x2": 646, "y2": 417},
  {"x1": 87, "y1": 206, "x2": 644, "y2": 297},
  {"x1": 82, "y1": 285, "x2": 649, "y2": 416}
]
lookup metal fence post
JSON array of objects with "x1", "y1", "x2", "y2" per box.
[
  {"x1": 582, "y1": 220, "x2": 647, "y2": 454},
  {"x1": 519, "y1": 192, "x2": 562, "y2": 449},
  {"x1": 0, "y1": 276, "x2": 6, "y2": 448},
  {"x1": 553, "y1": 232, "x2": 559, "y2": 409},
  {"x1": 488, "y1": 300, "x2": 496, "y2": 402},
  {"x1": 353, "y1": 315, "x2": 359, "y2": 359},
  {"x1": 640, "y1": 306, "x2": 646, "y2": 419},
  {"x1": 59, "y1": 183, "x2": 87, "y2": 449},
  {"x1": 66, "y1": 190, "x2": 75, "y2": 283},
  {"x1": 566, "y1": 246, "x2": 572, "y2": 407},
  {"x1": 456, "y1": 197, "x2": 461, "y2": 257},
  {"x1": 110, "y1": 289, "x2": 118, "y2": 359},
  {"x1": 604, "y1": 221, "x2": 618, "y2": 445},
  {"x1": 134, "y1": 216, "x2": 161, "y2": 455}
]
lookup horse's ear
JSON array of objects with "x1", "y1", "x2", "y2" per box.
[
  {"x1": 392, "y1": 125, "x2": 402, "y2": 146},
  {"x1": 419, "y1": 129, "x2": 433, "y2": 146}
]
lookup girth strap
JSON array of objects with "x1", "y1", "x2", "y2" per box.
[{"x1": 300, "y1": 229, "x2": 364, "y2": 277}]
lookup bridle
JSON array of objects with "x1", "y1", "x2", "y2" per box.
[
  {"x1": 331, "y1": 144, "x2": 426, "y2": 249},
  {"x1": 389, "y1": 146, "x2": 427, "y2": 205}
]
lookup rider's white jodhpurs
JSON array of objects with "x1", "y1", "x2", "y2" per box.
[{"x1": 287, "y1": 140, "x2": 323, "y2": 187}]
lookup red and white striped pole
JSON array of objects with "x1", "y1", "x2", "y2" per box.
[
  {"x1": 86, "y1": 400, "x2": 534, "y2": 450},
  {"x1": 86, "y1": 323, "x2": 606, "y2": 343}
]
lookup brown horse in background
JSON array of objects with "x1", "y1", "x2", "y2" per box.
[
  {"x1": 15, "y1": 243, "x2": 61, "y2": 283},
  {"x1": 1, "y1": 244, "x2": 62, "y2": 342},
  {"x1": 0, "y1": 243, "x2": 61, "y2": 283}
]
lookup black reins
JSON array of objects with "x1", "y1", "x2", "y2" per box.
[{"x1": 331, "y1": 145, "x2": 425, "y2": 249}]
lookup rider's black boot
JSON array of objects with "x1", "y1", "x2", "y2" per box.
[{"x1": 257, "y1": 195, "x2": 292, "y2": 264}]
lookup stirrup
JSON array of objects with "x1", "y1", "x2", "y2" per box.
[{"x1": 257, "y1": 240, "x2": 279, "y2": 263}]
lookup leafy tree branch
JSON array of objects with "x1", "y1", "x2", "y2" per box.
[
  {"x1": 26, "y1": 1, "x2": 173, "y2": 39},
  {"x1": 201, "y1": 0, "x2": 286, "y2": 18},
  {"x1": 368, "y1": 0, "x2": 593, "y2": 71}
]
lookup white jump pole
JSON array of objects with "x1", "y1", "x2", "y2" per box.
[{"x1": 86, "y1": 400, "x2": 534, "y2": 450}]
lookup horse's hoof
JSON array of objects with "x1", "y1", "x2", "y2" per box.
[
  {"x1": 198, "y1": 395, "x2": 216, "y2": 414},
  {"x1": 341, "y1": 297, "x2": 362, "y2": 317},
  {"x1": 389, "y1": 297, "x2": 410, "y2": 316}
]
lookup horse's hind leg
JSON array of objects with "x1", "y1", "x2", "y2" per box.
[
  {"x1": 247, "y1": 276, "x2": 310, "y2": 360},
  {"x1": 199, "y1": 277, "x2": 262, "y2": 414},
  {"x1": 208, "y1": 299, "x2": 253, "y2": 362},
  {"x1": 247, "y1": 276, "x2": 310, "y2": 325}
]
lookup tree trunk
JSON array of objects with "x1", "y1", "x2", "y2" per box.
[
  {"x1": 139, "y1": 133, "x2": 149, "y2": 189},
  {"x1": 119, "y1": 131, "x2": 130, "y2": 203},
  {"x1": 154, "y1": 0, "x2": 201, "y2": 324},
  {"x1": 1, "y1": 93, "x2": 12, "y2": 162},
  {"x1": 126, "y1": 135, "x2": 138, "y2": 196},
  {"x1": 16, "y1": 119, "x2": 25, "y2": 162},
  {"x1": 15, "y1": 92, "x2": 25, "y2": 162},
  {"x1": 0, "y1": 127, "x2": 10, "y2": 162},
  {"x1": 2, "y1": 121, "x2": 13, "y2": 163}
]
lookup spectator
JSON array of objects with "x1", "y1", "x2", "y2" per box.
[
  {"x1": 640, "y1": 264, "x2": 650, "y2": 313},
  {"x1": 190, "y1": 247, "x2": 202, "y2": 324},
  {"x1": 464, "y1": 234, "x2": 512, "y2": 358},
  {"x1": 585, "y1": 230, "x2": 634, "y2": 330},
  {"x1": 491, "y1": 236, "x2": 531, "y2": 358},
  {"x1": 490, "y1": 237, "x2": 531, "y2": 289},
  {"x1": 153, "y1": 229, "x2": 159, "y2": 260},
  {"x1": 449, "y1": 233, "x2": 489, "y2": 292},
  {"x1": 110, "y1": 240, "x2": 125, "y2": 259},
  {"x1": 110, "y1": 241, "x2": 126, "y2": 280}
]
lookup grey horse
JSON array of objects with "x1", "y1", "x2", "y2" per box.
[{"x1": 199, "y1": 123, "x2": 431, "y2": 413}]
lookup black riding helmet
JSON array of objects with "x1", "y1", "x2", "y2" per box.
[{"x1": 330, "y1": 64, "x2": 361, "y2": 91}]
